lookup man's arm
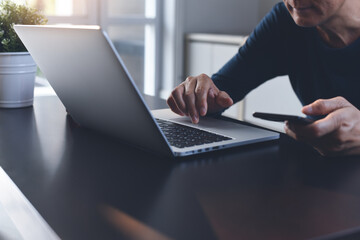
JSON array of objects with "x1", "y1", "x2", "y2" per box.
[{"x1": 212, "y1": 2, "x2": 294, "y2": 103}]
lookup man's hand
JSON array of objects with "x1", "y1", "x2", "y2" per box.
[
  {"x1": 167, "y1": 74, "x2": 233, "y2": 124},
  {"x1": 285, "y1": 97, "x2": 360, "y2": 156}
]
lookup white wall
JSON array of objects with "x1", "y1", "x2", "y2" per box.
[
  {"x1": 258, "y1": 0, "x2": 281, "y2": 20},
  {"x1": 182, "y1": 0, "x2": 281, "y2": 35},
  {"x1": 183, "y1": 0, "x2": 258, "y2": 35}
]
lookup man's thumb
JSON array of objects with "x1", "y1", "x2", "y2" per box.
[
  {"x1": 302, "y1": 97, "x2": 350, "y2": 116},
  {"x1": 216, "y1": 91, "x2": 233, "y2": 108}
]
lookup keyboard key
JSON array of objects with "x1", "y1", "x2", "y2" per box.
[{"x1": 156, "y1": 119, "x2": 232, "y2": 148}]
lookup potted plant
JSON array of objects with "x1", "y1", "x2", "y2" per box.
[{"x1": 0, "y1": 0, "x2": 47, "y2": 108}]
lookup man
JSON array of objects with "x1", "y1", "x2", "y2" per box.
[{"x1": 167, "y1": 0, "x2": 360, "y2": 156}]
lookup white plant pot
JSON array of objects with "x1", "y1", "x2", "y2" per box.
[{"x1": 0, "y1": 52, "x2": 37, "y2": 108}]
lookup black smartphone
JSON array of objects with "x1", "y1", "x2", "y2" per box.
[{"x1": 253, "y1": 112, "x2": 316, "y2": 125}]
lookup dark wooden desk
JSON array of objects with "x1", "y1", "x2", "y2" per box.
[{"x1": 1, "y1": 96, "x2": 360, "y2": 240}]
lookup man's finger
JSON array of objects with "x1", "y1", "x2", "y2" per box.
[
  {"x1": 184, "y1": 78, "x2": 199, "y2": 123},
  {"x1": 167, "y1": 96, "x2": 185, "y2": 116},
  {"x1": 171, "y1": 84, "x2": 187, "y2": 114},
  {"x1": 289, "y1": 109, "x2": 346, "y2": 139},
  {"x1": 195, "y1": 75, "x2": 213, "y2": 116},
  {"x1": 308, "y1": 109, "x2": 345, "y2": 138},
  {"x1": 302, "y1": 97, "x2": 351, "y2": 116},
  {"x1": 285, "y1": 122, "x2": 325, "y2": 151},
  {"x1": 284, "y1": 123, "x2": 297, "y2": 140}
]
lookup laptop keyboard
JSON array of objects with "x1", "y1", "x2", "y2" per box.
[{"x1": 156, "y1": 118, "x2": 232, "y2": 149}]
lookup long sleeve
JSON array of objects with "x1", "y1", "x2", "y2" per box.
[{"x1": 212, "y1": 3, "x2": 295, "y2": 103}]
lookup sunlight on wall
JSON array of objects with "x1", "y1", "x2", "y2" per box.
[
  {"x1": 55, "y1": 0, "x2": 72, "y2": 16},
  {"x1": 27, "y1": 0, "x2": 80, "y2": 16},
  {"x1": 15, "y1": 0, "x2": 25, "y2": 4},
  {"x1": 10, "y1": 0, "x2": 159, "y2": 97},
  {"x1": 4, "y1": 0, "x2": 26, "y2": 4}
]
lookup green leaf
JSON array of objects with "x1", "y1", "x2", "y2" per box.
[
  {"x1": 1, "y1": 38, "x2": 10, "y2": 45},
  {"x1": 0, "y1": 0, "x2": 47, "y2": 52}
]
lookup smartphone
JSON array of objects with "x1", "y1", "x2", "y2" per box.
[{"x1": 253, "y1": 112, "x2": 316, "y2": 125}]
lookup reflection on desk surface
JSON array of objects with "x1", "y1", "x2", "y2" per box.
[
  {"x1": 3, "y1": 96, "x2": 360, "y2": 239},
  {"x1": 95, "y1": 148, "x2": 360, "y2": 240},
  {"x1": 0, "y1": 201, "x2": 23, "y2": 240},
  {"x1": 0, "y1": 167, "x2": 59, "y2": 240},
  {"x1": 197, "y1": 187, "x2": 360, "y2": 239}
]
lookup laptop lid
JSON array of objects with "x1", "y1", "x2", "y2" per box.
[{"x1": 14, "y1": 25, "x2": 173, "y2": 157}]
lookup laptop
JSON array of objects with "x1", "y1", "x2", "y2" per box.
[{"x1": 14, "y1": 25, "x2": 279, "y2": 157}]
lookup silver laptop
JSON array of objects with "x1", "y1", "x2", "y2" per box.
[{"x1": 14, "y1": 25, "x2": 279, "y2": 157}]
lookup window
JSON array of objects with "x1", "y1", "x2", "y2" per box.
[
  {"x1": 28, "y1": 0, "x2": 88, "y2": 17},
  {"x1": 101, "y1": 0, "x2": 160, "y2": 95},
  {"x1": 25, "y1": 0, "x2": 161, "y2": 96}
]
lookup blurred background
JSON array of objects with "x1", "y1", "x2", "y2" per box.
[
  {"x1": 9, "y1": 0, "x2": 302, "y2": 131},
  {"x1": 9, "y1": 0, "x2": 278, "y2": 96}
]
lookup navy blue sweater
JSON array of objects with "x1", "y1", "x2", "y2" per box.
[{"x1": 212, "y1": 2, "x2": 360, "y2": 109}]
